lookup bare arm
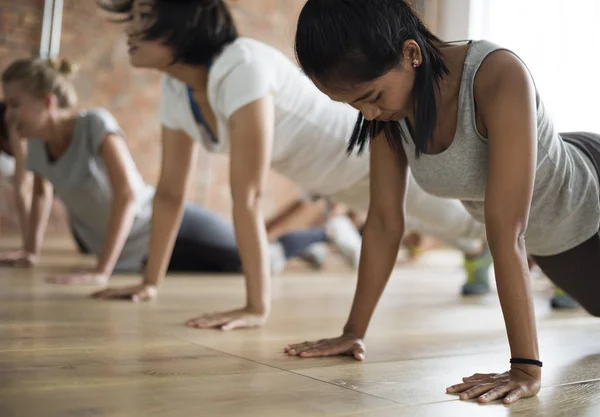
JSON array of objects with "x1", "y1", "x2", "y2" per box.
[
  {"x1": 94, "y1": 134, "x2": 139, "y2": 276},
  {"x1": 286, "y1": 132, "x2": 409, "y2": 358},
  {"x1": 184, "y1": 95, "x2": 277, "y2": 331},
  {"x1": 142, "y1": 127, "x2": 199, "y2": 287},
  {"x1": 446, "y1": 51, "x2": 541, "y2": 404},
  {"x1": 26, "y1": 173, "x2": 53, "y2": 258},
  {"x1": 92, "y1": 127, "x2": 199, "y2": 300},
  {"x1": 344, "y1": 136, "x2": 408, "y2": 338},
  {"x1": 229, "y1": 95, "x2": 274, "y2": 315},
  {"x1": 481, "y1": 53, "x2": 539, "y2": 373},
  {"x1": 9, "y1": 131, "x2": 32, "y2": 249}
]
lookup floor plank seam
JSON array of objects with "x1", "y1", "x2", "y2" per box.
[
  {"x1": 178, "y1": 338, "x2": 406, "y2": 406},
  {"x1": 550, "y1": 378, "x2": 600, "y2": 388}
]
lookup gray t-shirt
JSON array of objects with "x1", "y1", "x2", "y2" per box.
[
  {"x1": 402, "y1": 40, "x2": 600, "y2": 256},
  {"x1": 25, "y1": 108, "x2": 155, "y2": 271}
]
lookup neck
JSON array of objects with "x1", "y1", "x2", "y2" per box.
[
  {"x1": 166, "y1": 63, "x2": 210, "y2": 93},
  {"x1": 437, "y1": 43, "x2": 468, "y2": 101},
  {"x1": 42, "y1": 109, "x2": 77, "y2": 157}
]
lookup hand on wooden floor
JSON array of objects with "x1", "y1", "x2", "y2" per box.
[
  {"x1": 185, "y1": 306, "x2": 268, "y2": 331},
  {"x1": 91, "y1": 284, "x2": 158, "y2": 302},
  {"x1": 0, "y1": 250, "x2": 37, "y2": 267},
  {"x1": 284, "y1": 334, "x2": 365, "y2": 361},
  {"x1": 446, "y1": 367, "x2": 542, "y2": 404},
  {"x1": 46, "y1": 270, "x2": 108, "y2": 285}
]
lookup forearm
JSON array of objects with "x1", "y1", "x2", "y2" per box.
[
  {"x1": 143, "y1": 194, "x2": 186, "y2": 286},
  {"x1": 490, "y1": 235, "x2": 539, "y2": 363},
  {"x1": 344, "y1": 216, "x2": 403, "y2": 338},
  {"x1": 96, "y1": 196, "x2": 137, "y2": 276},
  {"x1": 26, "y1": 192, "x2": 52, "y2": 256},
  {"x1": 233, "y1": 202, "x2": 271, "y2": 313},
  {"x1": 13, "y1": 187, "x2": 30, "y2": 250}
]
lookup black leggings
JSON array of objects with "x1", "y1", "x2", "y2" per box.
[
  {"x1": 532, "y1": 232, "x2": 600, "y2": 316},
  {"x1": 166, "y1": 204, "x2": 328, "y2": 273},
  {"x1": 531, "y1": 132, "x2": 600, "y2": 317}
]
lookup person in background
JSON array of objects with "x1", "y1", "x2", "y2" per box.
[{"x1": 0, "y1": 58, "x2": 353, "y2": 288}]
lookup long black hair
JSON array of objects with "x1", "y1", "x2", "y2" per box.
[
  {"x1": 98, "y1": 0, "x2": 238, "y2": 66},
  {"x1": 295, "y1": 0, "x2": 449, "y2": 157}
]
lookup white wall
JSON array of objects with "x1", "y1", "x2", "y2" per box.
[
  {"x1": 468, "y1": 0, "x2": 600, "y2": 132},
  {"x1": 436, "y1": 0, "x2": 471, "y2": 41}
]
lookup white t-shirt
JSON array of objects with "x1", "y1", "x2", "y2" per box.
[
  {"x1": 0, "y1": 153, "x2": 15, "y2": 177},
  {"x1": 160, "y1": 37, "x2": 369, "y2": 196}
]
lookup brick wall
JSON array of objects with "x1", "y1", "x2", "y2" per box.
[{"x1": 0, "y1": 0, "x2": 307, "y2": 235}]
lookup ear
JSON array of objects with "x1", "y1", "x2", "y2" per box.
[
  {"x1": 402, "y1": 40, "x2": 423, "y2": 68},
  {"x1": 43, "y1": 93, "x2": 57, "y2": 110}
]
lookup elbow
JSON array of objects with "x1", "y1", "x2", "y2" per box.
[
  {"x1": 155, "y1": 180, "x2": 186, "y2": 208},
  {"x1": 231, "y1": 186, "x2": 263, "y2": 213},
  {"x1": 113, "y1": 187, "x2": 137, "y2": 208},
  {"x1": 365, "y1": 206, "x2": 405, "y2": 238},
  {"x1": 485, "y1": 217, "x2": 527, "y2": 257},
  {"x1": 33, "y1": 181, "x2": 51, "y2": 200}
]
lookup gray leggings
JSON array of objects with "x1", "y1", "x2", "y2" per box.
[
  {"x1": 167, "y1": 204, "x2": 327, "y2": 273},
  {"x1": 531, "y1": 132, "x2": 600, "y2": 317}
]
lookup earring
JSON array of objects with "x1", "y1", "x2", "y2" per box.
[{"x1": 412, "y1": 59, "x2": 420, "y2": 68}]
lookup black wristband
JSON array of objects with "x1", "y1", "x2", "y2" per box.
[{"x1": 510, "y1": 358, "x2": 543, "y2": 368}]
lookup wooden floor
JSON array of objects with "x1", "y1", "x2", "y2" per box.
[{"x1": 1, "y1": 236, "x2": 599, "y2": 417}]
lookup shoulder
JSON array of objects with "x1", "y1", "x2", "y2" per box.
[
  {"x1": 79, "y1": 108, "x2": 119, "y2": 127},
  {"x1": 473, "y1": 48, "x2": 536, "y2": 113},
  {"x1": 209, "y1": 38, "x2": 284, "y2": 119},
  {"x1": 78, "y1": 108, "x2": 125, "y2": 151},
  {"x1": 209, "y1": 37, "x2": 284, "y2": 88},
  {"x1": 212, "y1": 38, "x2": 277, "y2": 72},
  {"x1": 161, "y1": 74, "x2": 185, "y2": 97}
]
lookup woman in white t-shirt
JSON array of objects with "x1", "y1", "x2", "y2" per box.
[
  {"x1": 0, "y1": 58, "x2": 348, "y2": 287},
  {"x1": 95, "y1": 0, "x2": 496, "y2": 327}
]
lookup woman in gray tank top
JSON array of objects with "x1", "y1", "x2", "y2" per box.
[
  {"x1": 286, "y1": 0, "x2": 600, "y2": 405},
  {"x1": 0, "y1": 58, "x2": 351, "y2": 289}
]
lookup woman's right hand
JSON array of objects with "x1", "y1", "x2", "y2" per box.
[
  {"x1": 0, "y1": 250, "x2": 38, "y2": 267},
  {"x1": 284, "y1": 334, "x2": 366, "y2": 361}
]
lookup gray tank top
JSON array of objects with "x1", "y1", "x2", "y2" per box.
[{"x1": 402, "y1": 40, "x2": 600, "y2": 256}]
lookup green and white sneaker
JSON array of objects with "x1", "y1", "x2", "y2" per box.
[{"x1": 461, "y1": 245, "x2": 493, "y2": 296}]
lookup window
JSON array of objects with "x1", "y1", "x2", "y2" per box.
[{"x1": 469, "y1": 0, "x2": 600, "y2": 132}]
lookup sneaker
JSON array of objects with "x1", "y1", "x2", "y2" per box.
[
  {"x1": 403, "y1": 232, "x2": 424, "y2": 260},
  {"x1": 326, "y1": 215, "x2": 362, "y2": 269},
  {"x1": 299, "y1": 242, "x2": 328, "y2": 269},
  {"x1": 268, "y1": 242, "x2": 287, "y2": 275},
  {"x1": 550, "y1": 287, "x2": 579, "y2": 309},
  {"x1": 461, "y1": 244, "x2": 493, "y2": 296}
]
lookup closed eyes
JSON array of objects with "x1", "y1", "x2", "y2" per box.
[{"x1": 368, "y1": 92, "x2": 382, "y2": 104}]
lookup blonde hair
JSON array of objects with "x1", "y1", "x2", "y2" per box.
[{"x1": 2, "y1": 57, "x2": 79, "y2": 108}]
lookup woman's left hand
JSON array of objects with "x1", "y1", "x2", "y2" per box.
[
  {"x1": 90, "y1": 284, "x2": 158, "y2": 302},
  {"x1": 446, "y1": 367, "x2": 541, "y2": 404},
  {"x1": 46, "y1": 270, "x2": 109, "y2": 285}
]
